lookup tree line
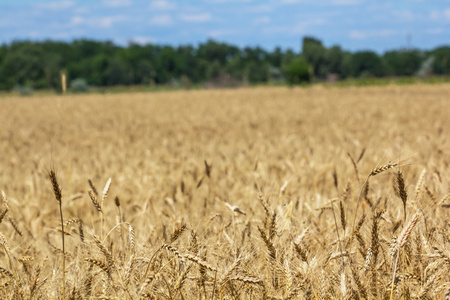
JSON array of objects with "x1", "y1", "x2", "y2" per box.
[{"x1": 0, "y1": 36, "x2": 449, "y2": 91}]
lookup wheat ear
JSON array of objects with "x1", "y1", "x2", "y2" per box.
[
  {"x1": 101, "y1": 178, "x2": 111, "y2": 238},
  {"x1": 369, "y1": 162, "x2": 398, "y2": 177},
  {"x1": 396, "y1": 171, "x2": 408, "y2": 222},
  {"x1": 390, "y1": 211, "x2": 420, "y2": 299},
  {"x1": 47, "y1": 169, "x2": 65, "y2": 300}
]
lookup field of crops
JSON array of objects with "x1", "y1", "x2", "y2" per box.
[{"x1": 0, "y1": 84, "x2": 449, "y2": 299}]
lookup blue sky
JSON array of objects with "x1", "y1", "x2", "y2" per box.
[{"x1": 1, "y1": 0, "x2": 449, "y2": 53}]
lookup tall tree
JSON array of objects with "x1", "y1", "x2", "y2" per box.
[
  {"x1": 350, "y1": 51, "x2": 384, "y2": 77},
  {"x1": 283, "y1": 56, "x2": 311, "y2": 85},
  {"x1": 431, "y1": 46, "x2": 450, "y2": 75},
  {"x1": 383, "y1": 50, "x2": 423, "y2": 76},
  {"x1": 302, "y1": 37, "x2": 327, "y2": 78},
  {"x1": 197, "y1": 40, "x2": 239, "y2": 66},
  {"x1": 326, "y1": 45, "x2": 344, "y2": 75},
  {"x1": 2, "y1": 41, "x2": 46, "y2": 89}
]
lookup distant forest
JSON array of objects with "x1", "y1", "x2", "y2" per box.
[{"x1": 0, "y1": 36, "x2": 449, "y2": 91}]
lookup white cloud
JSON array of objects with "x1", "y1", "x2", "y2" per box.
[
  {"x1": 291, "y1": 19, "x2": 326, "y2": 34},
  {"x1": 71, "y1": 16, "x2": 84, "y2": 26},
  {"x1": 429, "y1": 8, "x2": 450, "y2": 22},
  {"x1": 179, "y1": 13, "x2": 212, "y2": 22},
  {"x1": 245, "y1": 4, "x2": 274, "y2": 13},
  {"x1": 208, "y1": 29, "x2": 236, "y2": 38},
  {"x1": 150, "y1": 15, "x2": 174, "y2": 26},
  {"x1": 253, "y1": 16, "x2": 271, "y2": 25},
  {"x1": 38, "y1": 1, "x2": 74, "y2": 10},
  {"x1": 377, "y1": 29, "x2": 396, "y2": 37},
  {"x1": 70, "y1": 16, "x2": 126, "y2": 28},
  {"x1": 98, "y1": 16, "x2": 125, "y2": 28},
  {"x1": 74, "y1": 7, "x2": 90, "y2": 14},
  {"x1": 279, "y1": 0, "x2": 310, "y2": 3},
  {"x1": 445, "y1": 8, "x2": 450, "y2": 20},
  {"x1": 393, "y1": 10, "x2": 414, "y2": 21},
  {"x1": 204, "y1": 0, "x2": 253, "y2": 3},
  {"x1": 132, "y1": 36, "x2": 155, "y2": 45},
  {"x1": 102, "y1": 0, "x2": 132, "y2": 7},
  {"x1": 350, "y1": 30, "x2": 367, "y2": 40},
  {"x1": 427, "y1": 28, "x2": 444, "y2": 34},
  {"x1": 261, "y1": 25, "x2": 289, "y2": 35},
  {"x1": 350, "y1": 29, "x2": 397, "y2": 40},
  {"x1": 28, "y1": 31, "x2": 41, "y2": 38},
  {"x1": 331, "y1": 0, "x2": 364, "y2": 5},
  {"x1": 0, "y1": 17, "x2": 14, "y2": 28},
  {"x1": 430, "y1": 10, "x2": 440, "y2": 21},
  {"x1": 150, "y1": 0, "x2": 176, "y2": 10}
]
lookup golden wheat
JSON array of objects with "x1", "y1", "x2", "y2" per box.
[{"x1": 0, "y1": 84, "x2": 448, "y2": 298}]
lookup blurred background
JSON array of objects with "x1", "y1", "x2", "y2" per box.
[{"x1": 0, "y1": 0, "x2": 449, "y2": 93}]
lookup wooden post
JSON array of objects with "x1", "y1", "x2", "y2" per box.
[{"x1": 61, "y1": 71, "x2": 67, "y2": 94}]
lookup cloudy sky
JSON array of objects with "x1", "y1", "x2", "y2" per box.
[{"x1": 1, "y1": 0, "x2": 449, "y2": 53}]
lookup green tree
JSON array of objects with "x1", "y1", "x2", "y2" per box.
[
  {"x1": 225, "y1": 55, "x2": 245, "y2": 81},
  {"x1": 155, "y1": 46, "x2": 181, "y2": 83},
  {"x1": 0, "y1": 47, "x2": 7, "y2": 90},
  {"x1": 340, "y1": 52, "x2": 354, "y2": 78},
  {"x1": 383, "y1": 50, "x2": 423, "y2": 76},
  {"x1": 106, "y1": 57, "x2": 129, "y2": 86},
  {"x1": 326, "y1": 46, "x2": 344, "y2": 75},
  {"x1": 267, "y1": 47, "x2": 284, "y2": 68},
  {"x1": 431, "y1": 47, "x2": 450, "y2": 75},
  {"x1": 2, "y1": 41, "x2": 45, "y2": 89},
  {"x1": 135, "y1": 60, "x2": 155, "y2": 84},
  {"x1": 206, "y1": 60, "x2": 223, "y2": 80},
  {"x1": 281, "y1": 49, "x2": 296, "y2": 67},
  {"x1": 283, "y1": 56, "x2": 311, "y2": 85},
  {"x1": 350, "y1": 51, "x2": 384, "y2": 77},
  {"x1": 42, "y1": 53, "x2": 62, "y2": 89},
  {"x1": 302, "y1": 37, "x2": 327, "y2": 78},
  {"x1": 67, "y1": 54, "x2": 109, "y2": 86},
  {"x1": 245, "y1": 61, "x2": 270, "y2": 83},
  {"x1": 198, "y1": 40, "x2": 239, "y2": 66},
  {"x1": 177, "y1": 45, "x2": 205, "y2": 82}
]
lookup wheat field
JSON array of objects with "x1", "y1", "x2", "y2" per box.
[{"x1": 0, "y1": 84, "x2": 449, "y2": 299}]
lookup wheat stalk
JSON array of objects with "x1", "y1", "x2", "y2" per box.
[
  {"x1": 47, "y1": 169, "x2": 65, "y2": 300},
  {"x1": 390, "y1": 211, "x2": 420, "y2": 299}
]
